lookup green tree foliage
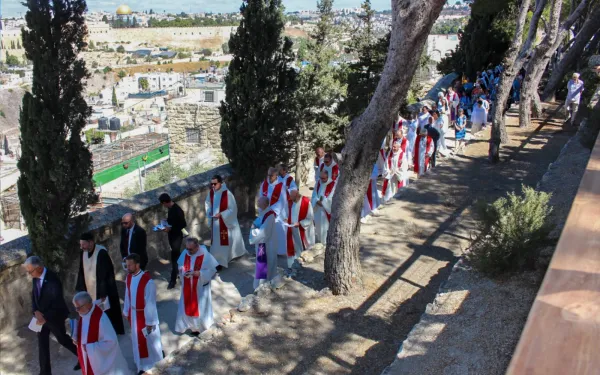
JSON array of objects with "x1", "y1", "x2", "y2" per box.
[
  {"x1": 102, "y1": 15, "x2": 108, "y2": 22},
  {"x1": 103, "y1": 66, "x2": 112, "y2": 74},
  {"x1": 5, "y1": 52, "x2": 21, "y2": 66},
  {"x1": 116, "y1": 45, "x2": 125, "y2": 53},
  {"x1": 437, "y1": 0, "x2": 518, "y2": 78},
  {"x1": 118, "y1": 70, "x2": 127, "y2": 78},
  {"x1": 89, "y1": 40, "x2": 95, "y2": 50},
  {"x1": 139, "y1": 77, "x2": 149, "y2": 91},
  {"x1": 466, "y1": 185, "x2": 554, "y2": 276},
  {"x1": 431, "y1": 17, "x2": 468, "y2": 34},
  {"x1": 112, "y1": 87, "x2": 118, "y2": 106},
  {"x1": 18, "y1": 0, "x2": 96, "y2": 272},
  {"x1": 91, "y1": 61, "x2": 98, "y2": 68},
  {"x1": 201, "y1": 48, "x2": 213, "y2": 56},
  {"x1": 221, "y1": 42, "x2": 230, "y2": 54},
  {"x1": 84, "y1": 129, "x2": 105, "y2": 144},
  {"x1": 220, "y1": 0, "x2": 299, "y2": 194},
  {"x1": 296, "y1": 0, "x2": 347, "y2": 151}
]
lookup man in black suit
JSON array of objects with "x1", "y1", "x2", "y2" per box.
[
  {"x1": 24, "y1": 256, "x2": 79, "y2": 374},
  {"x1": 120, "y1": 213, "x2": 148, "y2": 270},
  {"x1": 159, "y1": 193, "x2": 187, "y2": 290}
]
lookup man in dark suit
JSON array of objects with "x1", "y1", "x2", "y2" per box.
[
  {"x1": 24, "y1": 256, "x2": 80, "y2": 374},
  {"x1": 120, "y1": 212, "x2": 148, "y2": 270}
]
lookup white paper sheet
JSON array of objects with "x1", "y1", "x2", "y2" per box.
[{"x1": 28, "y1": 317, "x2": 43, "y2": 333}]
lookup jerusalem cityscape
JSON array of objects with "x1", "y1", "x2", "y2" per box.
[{"x1": 0, "y1": 0, "x2": 599, "y2": 374}]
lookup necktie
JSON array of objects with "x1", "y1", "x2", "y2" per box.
[
  {"x1": 34, "y1": 278, "x2": 41, "y2": 298},
  {"x1": 127, "y1": 229, "x2": 131, "y2": 255}
]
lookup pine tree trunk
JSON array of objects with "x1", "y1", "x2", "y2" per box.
[
  {"x1": 532, "y1": 91, "x2": 544, "y2": 118},
  {"x1": 519, "y1": 0, "x2": 590, "y2": 128},
  {"x1": 541, "y1": 5, "x2": 600, "y2": 101},
  {"x1": 325, "y1": 0, "x2": 447, "y2": 295},
  {"x1": 295, "y1": 141, "x2": 303, "y2": 187},
  {"x1": 489, "y1": 0, "x2": 535, "y2": 163}
]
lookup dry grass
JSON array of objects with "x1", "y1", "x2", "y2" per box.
[{"x1": 116, "y1": 61, "x2": 214, "y2": 76}]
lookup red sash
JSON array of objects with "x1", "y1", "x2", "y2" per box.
[
  {"x1": 284, "y1": 175, "x2": 294, "y2": 201},
  {"x1": 77, "y1": 306, "x2": 103, "y2": 375},
  {"x1": 269, "y1": 182, "x2": 283, "y2": 207},
  {"x1": 260, "y1": 180, "x2": 269, "y2": 197},
  {"x1": 321, "y1": 163, "x2": 339, "y2": 181},
  {"x1": 379, "y1": 148, "x2": 385, "y2": 161},
  {"x1": 262, "y1": 210, "x2": 276, "y2": 224},
  {"x1": 210, "y1": 189, "x2": 229, "y2": 246},
  {"x1": 366, "y1": 179, "x2": 374, "y2": 210},
  {"x1": 126, "y1": 272, "x2": 152, "y2": 359},
  {"x1": 286, "y1": 196, "x2": 310, "y2": 256},
  {"x1": 183, "y1": 253, "x2": 204, "y2": 317},
  {"x1": 413, "y1": 135, "x2": 432, "y2": 174},
  {"x1": 315, "y1": 181, "x2": 335, "y2": 221}
]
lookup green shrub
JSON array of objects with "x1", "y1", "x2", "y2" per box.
[{"x1": 466, "y1": 185, "x2": 554, "y2": 276}]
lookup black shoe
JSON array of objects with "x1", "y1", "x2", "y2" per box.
[
  {"x1": 216, "y1": 265, "x2": 224, "y2": 271},
  {"x1": 189, "y1": 331, "x2": 200, "y2": 337},
  {"x1": 167, "y1": 280, "x2": 176, "y2": 289},
  {"x1": 73, "y1": 362, "x2": 81, "y2": 371},
  {"x1": 138, "y1": 371, "x2": 145, "y2": 375}
]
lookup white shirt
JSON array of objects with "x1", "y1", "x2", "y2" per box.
[{"x1": 567, "y1": 79, "x2": 584, "y2": 104}]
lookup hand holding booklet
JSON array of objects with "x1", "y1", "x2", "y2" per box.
[{"x1": 28, "y1": 317, "x2": 43, "y2": 333}]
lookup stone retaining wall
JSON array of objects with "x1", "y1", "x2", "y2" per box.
[{"x1": 0, "y1": 164, "x2": 250, "y2": 333}]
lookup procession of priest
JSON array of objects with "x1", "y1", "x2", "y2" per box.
[{"x1": 26, "y1": 108, "x2": 450, "y2": 375}]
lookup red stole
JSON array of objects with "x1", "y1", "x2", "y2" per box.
[
  {"x1": 366, "y1": 179, "x2": 375, "y2": 210},
  {"x1": 126, "y1": 272, "x2": 152, "y2": 359},
  {"x1": 183, "y1": 253, "x2": 204, "y2": 317},
  {"x1": 319, "y1": 163, "x2": 339, "y2": 181},
  {"x1": 260, "y1": 179, "x2": 269, "y2": 196},
  {"x1": 210, "y1": 189, "x2": 229, "y2": 246},
  {"x1": 262, "y1": 210, "x2": 276, "y2": 224},
  {"x1": 413, "y1": 135, "x2": 432, "y2": 174},
  {"x1": 284, "y1": 175, "x2": 294, "y2": 201},
  {"x1": 77, "y1": 306, "x2": 103, "y2": 375},
  {"x1": 286, "y1": 196, "x2": 310, "y2": 256},
  {"x1": 315, "y1": 180, "x2": 335, "y2": 221},
  {"x1": 269, "y1": 182, "x2": 283, "y2": 207}
]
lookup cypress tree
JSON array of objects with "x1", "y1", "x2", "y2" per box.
[
  {"x1": 220, "y1": 0, "x2": 298, "y2": 207},
  {"x1": 112, "y1": 87, "x2": 118, "y2": 106},
  {"x1": 18, "y1": 0, "x2": 96, "y2": 273}
]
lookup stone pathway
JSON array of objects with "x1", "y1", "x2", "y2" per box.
[{"x1": 0, "y1": 106, "x2": 574, "y2": 375}]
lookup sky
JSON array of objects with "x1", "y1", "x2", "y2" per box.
[{"x1": 1, "y1": 0, "x2": 458, "y2": 18}]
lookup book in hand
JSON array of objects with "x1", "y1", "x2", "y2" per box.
[{"x1": 28, "y1": 317, "x2": 43, "y2": 333}]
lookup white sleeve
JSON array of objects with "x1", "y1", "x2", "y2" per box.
[
  {"x1": 85, "y1": 315, "x2": 120, "y2": 374},
  {"x1": 290, "y1": 179, "x2": 298, "y2": 192},
  {"x1": 249, "y1": 216, "x2": 273, "y2": 245},
  {"x1": 300, "y1": 204, "x2": 314, "y2": 228},
  {"x1": 144, "y1": 280, "x2": 159, "y2": 326},
  {"x1": 204, "y1": 194, "x2": 212, "y2": 225},
  {"x1": 122, "y1": 284, "x2": 130, "y2": 317},
  {"x1": 200, "y1": 249, "x2": 218, "y2": 285},
  {"x1": 311, "y1": 188, "x2": 319, "y2": 207},
  {"x1": 322, "y1": 187, "x2": 335, "y2": 215}
]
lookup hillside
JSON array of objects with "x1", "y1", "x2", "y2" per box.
[{"x1": 0, "y1": 88, "x2": 25, "y2": 133}]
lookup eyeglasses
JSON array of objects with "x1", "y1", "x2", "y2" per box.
[
  {"x1": 211, "y1": 182, "x2": 219, "y2": 186},
  {"x1": 74, "y1": 305, "x2": 86, "y2": 311}
]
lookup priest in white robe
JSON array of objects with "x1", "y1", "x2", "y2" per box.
[
  {"x1": 382, "y1": 138, "x2": 409, "y2": 204},
  {"x1": 311, "y1": 170, "x2": 336, "y2": 245},
  {"x1": 286, "y1": 189, "x2": 315, "y2": 268},
  {"x1": 76, "y1": 232, "x2": 125, "y2": 335},
  {"x1": 278, "y1": 164, "x2": 298, "y2": 201},
  {"x1": 122, "y1": 254, "x2": 163, "y2": 374},
  {"x1": 175, "y1": 237, "x2": 219, "y2": 336},
  {"x1": 249, "y1": 196, "x2": 279, "y2": 289},
  {"x1": 205, "y1": 174, "x2": 247, "y2": 268},
  {"x1": 377, "y1": 139, "x2": 387, "y2": 177},
  {"x1": 317, "y1": 154, "x2": 340, "y2": 185},
  {"x1": 313, "y1": 147, "x2": 325, "y2": 181},
  {"x1": 406, "y1": 117, "x2": 418, "y2": 167},
  {"x1": 361, "y1": 164, "x2": 382, "y2": 222},
  {"x1": 414, "y1": 127, "x2": 434, "y2": 177},
  {"x1": 258, "y1": 167, "x2": 287, "y2": 256},
  {"x1": 72, "y1": 292, "x2": 130, "y2": 375}
]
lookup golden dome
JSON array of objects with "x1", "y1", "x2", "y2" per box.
[{"x1": 116, "y1": 5, "x2": 132, "y2": 15}]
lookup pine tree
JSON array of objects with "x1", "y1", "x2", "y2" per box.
[
  {"x1": 297, "y1": 0, "x2": 347, "y2": 152},
  {"x1": 17, "y1": 41, "x2": 22, "y2": 49},
  {"x1": 220, "y1": 0, "x2": 298, "y2": 210},
  {"x1": 132, "y1": 16, "x2": 138, "y2": 28},
  {"x1": 18, "y1": 0, "x2": 96, "y2": 273},
  {"x1": 112, "y1": 87, "x2": 118, "y2": 106}
]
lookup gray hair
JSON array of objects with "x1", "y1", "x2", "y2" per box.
[
  {"x1": 258, "y1": 196, "x2": 269, "y2": 207},
  {"x1": 186, "y1": 237, "x2": 199, "y2": 246},
  {"x1": 73, "y1": 291, "x2": 93, "y2": 306},
  {"x1": 24, "y1": 256, "x2": 44, "y2": 268}
]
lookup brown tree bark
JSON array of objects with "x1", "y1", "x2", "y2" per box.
[
  {"x1": 519, "y1": 0, "x2": 590, "y2": 128},
  {"x1": 541, "y1": 5, "x2": 600, "y2": 101},
  {"x1": 489, "y1": 0, "x2": 540, "y2": 163},
  {"x1": 324, "y1": 0, "x2": 446, "y2": 295}
]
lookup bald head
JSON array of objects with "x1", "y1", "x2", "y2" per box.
[
  {"x1": 258, "y1": 196, "x2": 269, "y2": 210},
  {"x1": 290, "y1": 189, "x2": 300, "y2": 202},
  {"x1": 121, "y1": 212, "x2": 134, "y2": 229}
]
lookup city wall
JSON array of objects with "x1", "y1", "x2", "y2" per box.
[
  {"x1": 0, "y1": 164, "x2": 251, "y2": 333},
  {"x1": 88, "y1": 26, "x2": 236, "y2": 49}
]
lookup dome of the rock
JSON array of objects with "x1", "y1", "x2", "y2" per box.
[{"x1": 116, "y1": 4, "x2": 132, "y2": 15}]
